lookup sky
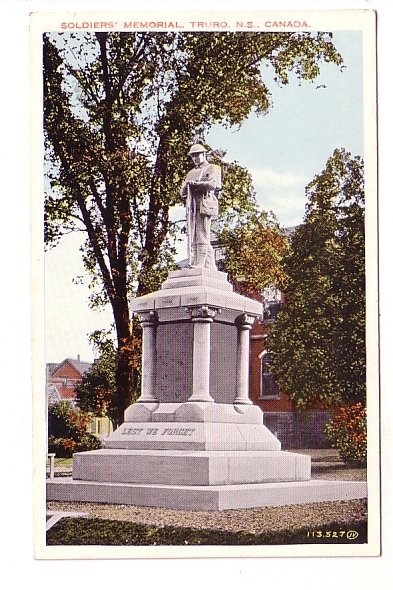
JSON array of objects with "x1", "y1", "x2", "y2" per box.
[{"x1": 44, "y1": 30, "x2": 364, "y2": 363}]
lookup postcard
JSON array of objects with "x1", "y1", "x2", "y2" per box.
[{"x1": 30, "y1": 7, "x2": 379, "y2": 561}]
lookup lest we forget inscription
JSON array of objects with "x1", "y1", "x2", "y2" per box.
[{"x1": 122, "y1": 427, "x2": 196, "y2": 436}]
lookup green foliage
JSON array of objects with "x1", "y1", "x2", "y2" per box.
[
  {"x1": 76, "y1": 335, "x2": 119, "y2": 428},
  {"x1": 216, "y1": 210, "x2": 289, "y2": 298},
  {"x1": 48, "y1": 401, "x2": 101, "y2": 458},
  {"x1": 48, "y1": 401, "x2": 88, "y2": 439},
  {"x1": 44, "y1": 31, "x2": 343, "y2": 420},
  {"x1": 79, "y1": 433, "x2": 103, "y2": 452},
  {"x1": 325, "y1": 403, "x2": 367, "y2": 467},
  {"x1": 48, "y1": 434, "x2": 101, "y2": 458},
  {"x1": 268, "y1": 149, "x2": 365, "y2": 408},
  {"x1": 48, "y1": 437, "x2": 78, "y2": 458}
]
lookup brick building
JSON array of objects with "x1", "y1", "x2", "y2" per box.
[
  {"x1": 46, "y1": 356, "x2": 113, "y2": 438},
  {"x1": 46, "y1": 356, "x2": 92, "y2": 404}
]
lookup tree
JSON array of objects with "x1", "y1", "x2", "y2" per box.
[
  {"x1": 215, "y1": 210, "x2": 290, "y2": 299},
  {"x1": 44, "y1": 31, "x2": 343, "y2": 423},
  {"x1": 75, "y1": 333, "x2": 118, "y2": 428},
  {"x1": 268, "y1": 148, "x2": 365, "y2": 408}
]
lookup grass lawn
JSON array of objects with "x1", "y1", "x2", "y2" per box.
[
  {"x1": 46, "y1": 515, "x2": 367, "y2": 546},
  {"x1": 54, "y1": 457, "x2": 73, "y2": 468}
]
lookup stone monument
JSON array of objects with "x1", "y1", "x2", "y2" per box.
[{"x1": 47, "y1": 145, "x2": 367, "y2": 510}]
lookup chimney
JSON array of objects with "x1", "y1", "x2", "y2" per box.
[{"x1": 77, "y1": 354, "x2": 80, "y2": 362}]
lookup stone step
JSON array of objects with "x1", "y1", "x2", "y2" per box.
[
  {"x1": 72, "y1": 449, "x2": 311, "y2": 486},
  {"x1": 47, "y1": 478, "x2": 367, "y2": 511}
]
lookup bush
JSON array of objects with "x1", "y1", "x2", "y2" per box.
[
  {"x1": 48, "y1": 402, "x2": 101, "y2": 458},
  {"x1": 325, "y1": 403, "x2": 367, "y2": 467},
  {"x1": 79, "y1": 433, "x2": 102, "y2": 452},
  {"x1": 48, "y1": 436, "x2": 77, "y2": 458}
]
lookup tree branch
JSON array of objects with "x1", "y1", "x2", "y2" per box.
[
  {"x1": 88, "y1": 178, "x2": 108, "y2": 225},
  {"x1": 53, "y1": 144, "x2": 116, "y2": 304}
]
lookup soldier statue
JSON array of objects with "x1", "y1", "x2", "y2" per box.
[{"x1": 181, "y1": 144, "x2": 222, "y2": 269}]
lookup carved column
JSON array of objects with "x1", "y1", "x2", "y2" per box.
[
  {"x1": 187, "y1": 306, "x2": 218, "y2": 402},
  {"x1": 234, "y1": 313, "x2": 254, "y2": 405},
  {"x1": 137, "y1": 310, "x2": 158, "y2": 403}
]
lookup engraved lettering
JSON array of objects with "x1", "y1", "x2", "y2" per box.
[
  {"x1": 161, "y1": 428, "x2": 195, "y2": 436},
  {"x1": 146, "y1": 428, "x2": 159, "y2": 435},
  {"x1": 121, "y1": 427, "x2": 196, "y2": 436},
  {"x1": 122, "y1": 428, "x2": 143, "y2": 435}
]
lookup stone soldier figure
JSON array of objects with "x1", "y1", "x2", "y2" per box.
[{"x1": 181, "y1": 144, "x2": 222, "y2": 269}]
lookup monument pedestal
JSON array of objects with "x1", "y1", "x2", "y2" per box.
[
  {"x1": 47, "y1": 479, "x2": 367, "y2": 512},
  {"x1": 73, "y1": 449, "x2": 311, "y2": 486},
  {"x1": 47, "y1": 268, "x2": 367, "y2": 510}
]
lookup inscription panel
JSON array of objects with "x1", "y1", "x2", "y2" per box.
[
  {"x1": 130, "y1": 298, "x2": 155, "y2": 311},
  {"x1": 210, "y1": 322, "x2": 237, "y2": 403},
  {"x1": 155, "y1": 295, "x2": 181, "y2": 309},
  {"x1": 155, "y1": 322, "x2": 193, "y2": 402}
]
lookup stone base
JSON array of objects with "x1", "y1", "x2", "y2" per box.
[
  {"x1": 73, "y1": 449, "x2": 310, "y2": 485},
  {"x1": 105, "y1": 422, "x2": 280, "y2": 451},
  {"x1": 107, "y1": 402, "x2": 281, "y2": 451},
  {"x1": 47, "y1": 478, "x2": 367, "y2": 511}
]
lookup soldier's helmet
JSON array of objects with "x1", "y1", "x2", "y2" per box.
[{"x1": 188, "y1": 143, "x2": 207, "y2": 155}]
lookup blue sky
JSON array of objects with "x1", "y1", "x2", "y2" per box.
[
  {"x1": 208, "y1": 31, "x2": 363, "y2": 227},
  {"x1": 44, "y1": 30, "x2": 364, "y2": 362}
]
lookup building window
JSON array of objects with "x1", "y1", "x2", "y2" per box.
[
  {"x1": 264, "y1": 301, "x2": 282, "y2": 321},
  {"x1": 261, "y1": 286, "x2": 283, "y2": 323},
  {"x1": 259, "y1": 351, "x2": 280, "y2": 399}
]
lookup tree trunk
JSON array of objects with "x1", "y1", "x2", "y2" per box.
[{"x1": 111, "y1": 296, "x2": 134, "y2": 425}]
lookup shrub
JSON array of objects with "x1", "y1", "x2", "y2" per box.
[
  {"x1": 48, "y1": 436, "x2": 78, "y2": 458},
  {"x1": 79, "y1": 433, "x2": 102, "y2": 452},
  {"x1": 48, "y1": 402, "x2": 101, "y2": 458},
  {"x1": 325, "y1": 402, "x2": 367, "y2": 467}
]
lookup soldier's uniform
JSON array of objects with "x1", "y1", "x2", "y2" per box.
[{"x1": 181, "y1": 146, "x2": 221, "y2": 269}]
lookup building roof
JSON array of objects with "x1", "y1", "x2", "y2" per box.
[
  {"x1": 67, "y1": 357, "x2": 92, "y2": 375},
  {"x1": 46, "y1": 362, "x2": 59, "y2": 376},
  {"x1": 47, "y1": 357, "x2": 92, "y2": 377},
  {"x1": 282, "y1": 225, "x2": 298, "y2": 238}
]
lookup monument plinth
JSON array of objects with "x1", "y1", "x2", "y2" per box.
[{"x1": 47, "y1": 267, "x2": 367, "y2": 510}]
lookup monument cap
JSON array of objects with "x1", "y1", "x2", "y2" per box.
[{"x1": 188, "y1": 143, "x2": 207, "y2": 155}]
